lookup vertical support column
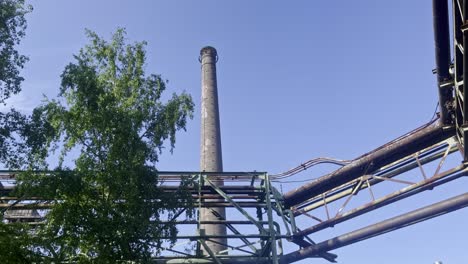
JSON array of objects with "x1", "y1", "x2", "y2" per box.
[
  {"x1": 462, "y1": 0, "x2": 468, "y2": 160},
  {"x1": 433, "y1": 0, "x2": 453, "y2": 125},
  {"x1": 199, "y1": 46, "x2": 227, "y2": 254},
  {"x1": 264, "y1": 173, "x2": 279, "y2": 264},
  {"x1": 452, "y1": 0, "x2": 464, "y2": 153}
]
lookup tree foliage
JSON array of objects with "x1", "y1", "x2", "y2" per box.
[
  {"x1": 0, "y1": 2, "x2": 36, "y2": 262},
  {"x1": 0, "y1": 222, "x2": 38, "y2": 263},
  {"x1": 0, "y1": 0, "x2": 31, "y2": 103},
  {"x1": 0, "y1": 0, "x2": 33, "y2": 168},
  {"x1": 12, "y1": 29, "x2": 195, "y2": 262}
]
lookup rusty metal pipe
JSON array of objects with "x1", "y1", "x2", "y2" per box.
[
  {"x1": 433, "y1": 0, "x2": 453, "y2": 124},
  {"x1": 152, "y1": 257, "x2": 271, "y2": 264},
  {"x1": 283, "y1": 123, "x2": 455, "y2": 207},
  {"x1": 295, "y1": 143, "x2": 458, "y2": 214},
  {"x1": 280, "y1": 192, "x2": 468, "y2": 264},
  {"x1": 294, "y1": 166, "x2": 467, "y2": 236}
]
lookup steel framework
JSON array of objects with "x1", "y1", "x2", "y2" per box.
[{"x1": 1, "y1": 0, "x2": 468, "y2": 263}]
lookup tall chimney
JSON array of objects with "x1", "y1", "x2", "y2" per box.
[{"x1": 199, "y1": 46, "x2": 227, "y2": 254}]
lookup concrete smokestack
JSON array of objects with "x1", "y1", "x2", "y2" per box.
[{"x1": 199, "y1": 46, "x2": 227, "y2": 254}]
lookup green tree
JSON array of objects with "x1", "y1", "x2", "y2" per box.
[
  {"x1": 0, "y1": 2, "x2": 36, "y2": 263},
  {"x1": 0, "y1": 0, "x2": 33, "y2": 167},
  {"x1": 16, "y1": 29, "x2": 195, "y2": 263},
  {"x1": 0, "y1": 0, "x2": 31, "y2": 103},
  {"x1": 0, "y1": 222, "x2": 40, "y2": 264}
]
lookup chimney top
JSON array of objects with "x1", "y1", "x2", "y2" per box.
[{"x1": 200, "y1": 46, "x2": 217, "y2": 58}]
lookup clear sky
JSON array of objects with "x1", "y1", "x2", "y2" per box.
[{"x1": 9, "y1": 0, "x2": 468, "y2": 263}]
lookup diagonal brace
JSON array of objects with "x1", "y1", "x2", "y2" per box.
[{"x1": 204, "y1": 176, "x2": 268, "y2": 234}]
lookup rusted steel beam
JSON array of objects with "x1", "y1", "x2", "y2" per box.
[
  {"x1": 283, "y1": 123, "x2": 455, "y2": 207},
  {"x1": 280, "y1": 192, "x2": 468, "y2": 264}
]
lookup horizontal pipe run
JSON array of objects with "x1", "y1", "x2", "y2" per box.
[
  {"x1": 152, "y1": 257, "x2": 271, "y2": 264},
  {"x1": 0, "y1": 171, "x2": 267, "y2": 183},
  {"x1": 294, "y1": 166, "x2": 467, "y2": 236},
  {"x1": 0, "y1": 202, "x2": 272, "y2": 209},
  {"x1": 0, "y1": 187, "x2": 266, "y2": 196},
  {"x1": 0, "y1": 170, "x2": 266, "y2": 176},
  {"x1": 283, "y1": 123, "x2": 455, "y2": 207},
  {"x1": 0, "y1": 204, "x2": 52, "y2": 209},
  {"x1": 4, "y1": 216, "x2": 42, "y2": 220},
  {"x1": 166, "y1": 187, "x2": 262, "y2": 191},
  {"x1": 158, "y1": 234, "x2": 290, "y2": 239},
  {"x1": 21, "y1": 220, "x2": 280, "y2": 226},
  {"x1": 0, "y1": 195, "x2": 263, "y2": 200},
  {"x1": 280, "y1": 192, "x2": 468, "y2": 264}
]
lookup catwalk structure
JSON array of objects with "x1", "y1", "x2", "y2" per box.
[{"x1": 1, "y1": 0, "x2": 468, "y2": 263}]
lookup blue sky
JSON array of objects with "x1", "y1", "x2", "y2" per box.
[{"x1": 9, "y1": 1, "x2": 468, "y2": 263}]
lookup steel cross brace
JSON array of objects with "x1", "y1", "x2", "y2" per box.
[
  {"x1": 209, "y1": 208, "x2": 259, "y2": 255},
  {"x1": 203, "y1": 176, "x2": 268, "y2": 234},
  {"x1": 203, "y1": 174, "x2": 279, "y2": 263}
]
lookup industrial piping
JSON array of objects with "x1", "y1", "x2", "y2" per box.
[
  {"x1": 199, "y1": 46, "x2": 227, "y2": 254},
  {"x1": 280, "y1": 192, "x2": 468, "y2": 264},
  {"x1": 283, "y1": 122, "x2": 455, "y2": 207},
  {"x1": 432, "y1": 0, "x2": 453, "y2": 124},
  {"x1": 294, "y1": 167, "x2": 467, "y2": 236}
]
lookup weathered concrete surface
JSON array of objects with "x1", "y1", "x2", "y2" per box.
[{"x1": 199, "y1": 46, "x2": 227, "y2": 255}]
